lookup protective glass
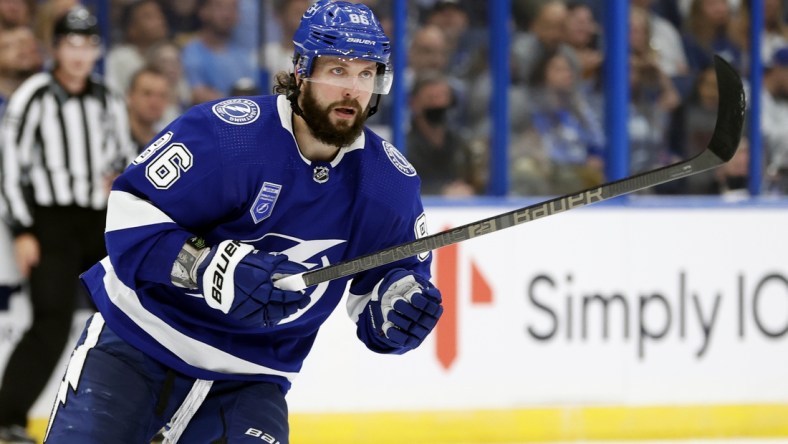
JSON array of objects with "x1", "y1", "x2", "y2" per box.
[{"x1": 303, "y1": 56, "x2": 393, "y2": 95}]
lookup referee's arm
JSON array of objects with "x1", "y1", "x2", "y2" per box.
[
  {"x1": 107, "y1": 88, "x2": 135, "y2": 171},
  {"x1": 0, "y1": 79, "x2": 42, "y2": 237}
]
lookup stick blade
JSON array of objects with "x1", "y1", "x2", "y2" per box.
[{"x1": 708, "y1": 55, "x2": 746, "y2": 162}]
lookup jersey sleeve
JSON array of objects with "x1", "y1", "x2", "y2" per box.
[
  {"x1": 346, "y1": 168, "x2": 434, "y2": 354},
  {"x1": 349, "y1": 135, "x2": 433, "y2": 295},
  {"x1": 105, "y1": 104, "x2": 235, "y2": 289},
  {"x1": 0, "y1": 75, "x2": 45, "y2": 234},
  {"x1": 348, "y1": 198, "x2": 432, "y2": 294}
]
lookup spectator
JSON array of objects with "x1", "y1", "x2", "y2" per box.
[
  {"x1": 107, "y1": 0, "x2": 136, "y2": 43},
  {"x1": 681, "y1": 0, "x2": 743, "y2": 75},
  {"x1": 231, "y1": 0, "x2": 260, "y2": 52},
  {"x1": 762, "y1": 47, "x2": 788, "y2": 193},
  {"x1": 510, "y1": 50, "x2": 605, "y2": 196},
  {"x1": 145, "y1": 40, "x2": 190, "y2": 125},
  {"x1": 424, "y1": 0, "x2": 468, "y2": 55},
  {"x1": 105, "y1": 0, "x2": 169, "y2": 92},
  {"x1": 469, "y1": 1, "x2": 579, "y2": 136},
  {"x1": 263, "y1": 0, "x2": 309, "y2": 92},
  {"x1": 511, "y1": 0, "x2": 579, "y2": 85},
  {"x1": 181, "y1": 0, "x2": 257, "y2": 104},
  {"x1": 126, "y1": 66, "x2": 170, "y2": 152},
  {"x1": 0, "y1": 26, "x2": 42, "y2": 102},
  {"x1": 406, "y1": 70, "x2": 483, "y2": 196},
  {"x1": 731, "y1": 0, "x2": 788, "y2": 66},
  {"x1": 32, "y1": 0, "x2": 78, "y2": 50},
  {"x1": 404, "y1": 24, "x2": 468, "y2": 130},
  {"x1": 0, "y1": 0, "x2": 32, "y2": 29},
  {"x1": 408, "y1": 25, "x2": 450, "y2": 76},
  {"x1": 423, "y1": 0, "x2": 485, "y2": 80},
  {"x1": 159, "y1": 0, "x2": 200, "y2": 46},
  {"x1": 0, "y1": 8, "x2": 134, "y2": 441},
  {"x1": 651, "y1": 0, "x2": 685, "y2": 30},
  {"x1": 629, "y1": 5, "x2": 681, "y2": 175},
  {"x1": 632, "y1": 0, "x2": 690, "y2": 77},
  {"x1": 564, "y1": 1, "x2": 603, "y2": 89}
]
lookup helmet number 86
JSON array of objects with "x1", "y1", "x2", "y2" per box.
[
  {"x1": 348, "y1": 13, "x2": 370, "y2": 25},
  {"x1": 145, "y1": 143, "x2": 193, "y2": 189}
]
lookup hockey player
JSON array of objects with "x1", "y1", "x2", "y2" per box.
[{"x1": 44, "y1": 1, "x2": 444, "y2": 443}]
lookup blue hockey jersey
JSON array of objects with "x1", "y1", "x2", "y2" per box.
[{"x1": 81, "y1": 95, "x2": 432, "y2": 392}]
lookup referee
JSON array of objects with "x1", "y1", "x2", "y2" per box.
[{"x1": 0, "y1": 7, "x2": 134, "y2": 442}]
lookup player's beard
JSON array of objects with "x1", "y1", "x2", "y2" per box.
[{"x1": 301, "y1": 84, "x2": 367, "y2": 148}]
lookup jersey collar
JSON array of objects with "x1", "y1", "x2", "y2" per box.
[{"x1": 276, "y1": 94, "x2": 365, "y2": 167}]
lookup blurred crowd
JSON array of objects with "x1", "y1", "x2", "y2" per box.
[
  {"x1": 0, "y1": 0, "x2": 784, "y2": 197},
  {"x1": 397, "y1": 0, "x2": 779, "y2": 197}
]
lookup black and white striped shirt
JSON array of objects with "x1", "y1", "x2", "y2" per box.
[{"x1": 0, "y1": 72, "x2": 134, "y2": 235}]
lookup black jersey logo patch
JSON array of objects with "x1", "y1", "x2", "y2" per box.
[{"x1": 212, "y1": 98, "x2": 260, "y2": 125}]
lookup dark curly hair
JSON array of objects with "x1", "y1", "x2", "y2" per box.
[{"x1": 272, "y1": 70, "x2": 297, "y2": 95}]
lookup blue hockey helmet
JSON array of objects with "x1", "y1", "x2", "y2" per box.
[{"x1": 292, "y1": 0, "x2": 393, "y2": 94}]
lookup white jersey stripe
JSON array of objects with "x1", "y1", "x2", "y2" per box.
[
  {"x1": 44, "y1": 95, "x2": 71, "y2": 206},
  {"x1": 105, "y1": 190, "x2": 175, "y2": 232},
  {"x1": 100, "y1": 258, "x2": 297, "y2": 380},
  {"x1": 66, "y1": 98, "x2": 89, "y2": 207}
]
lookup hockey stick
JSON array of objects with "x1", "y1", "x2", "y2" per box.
[{"x1": 276, "y1": 55, "x2": 746, "y2": 292}]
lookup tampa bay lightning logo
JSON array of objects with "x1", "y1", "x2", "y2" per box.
[
  {"x1": 212, "y1": 98, "x2": 260, "y2": 125},
  {"x1": 242, "y1": 232, "x2": 347, "y2": 325},
  {"x1": 382, "y1": 140, "x2": 416, "y2": 176}
]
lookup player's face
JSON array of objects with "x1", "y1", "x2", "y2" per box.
[
  {"x1": 299, "y1": 57, "x2": 376, "y2": 147},
  {"x1": 306, "y1": 57, "x2": 379, "y2": 99}
]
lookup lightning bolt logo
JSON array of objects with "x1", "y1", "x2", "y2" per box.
[
  {"x1": 212, "y1": 98, "x2": 260, "y2": 125},
  {"x1": 242, "y1": 234, "x2": 346, "y2": 325},
  {"x1": 45, "y1": 314, "x2": 105, "y2": 440},
  {"x1": 224, "y1": 105, "x2": 249, "y2": 113}
]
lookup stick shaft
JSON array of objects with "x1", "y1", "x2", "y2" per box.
[
  {"x1": 274, "y1": 56, "x2": 745, "y2": 292},
  {"x1": 292, "y1": 151, "x2": 722, "y2": 289}
]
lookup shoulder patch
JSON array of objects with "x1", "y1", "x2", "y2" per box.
[
  {"x1": 382, "y1": 140, "x2": 416, "y2": 177},
  {"x1": 250, "y1": 182, "x2": 282, "y2": 224},
  {"x1": 212, "y1": 98, "x2": 260, "y2": 125}
]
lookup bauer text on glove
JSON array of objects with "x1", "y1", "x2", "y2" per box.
[{"x1": 196, "y1": 240, "x2": 310, "y2": 327}]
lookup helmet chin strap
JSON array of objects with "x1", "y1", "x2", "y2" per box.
[
  {"x1": 367, "y1": 94, "x2": 381, "y2": 117},
  {"x1": 286, "y1": 74, "x2": 306, "y2": 118}
]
